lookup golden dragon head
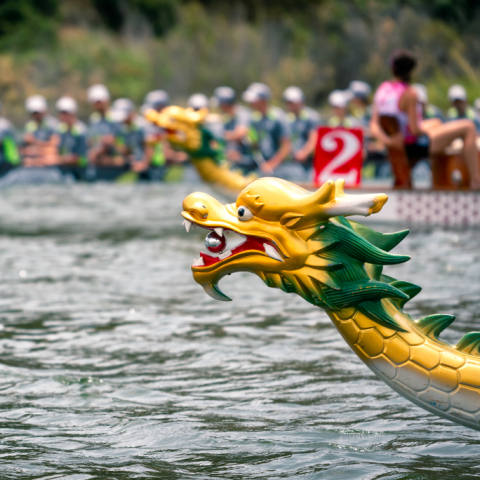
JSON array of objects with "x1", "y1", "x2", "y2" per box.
[
  {"x1": 145, "y1": 106, "x2": 208, "y2": 152},
  {"x1": 182, "y1": 177, "x2": 415, "y2": 331}
]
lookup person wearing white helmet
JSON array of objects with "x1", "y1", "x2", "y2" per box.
[
  {"x1": 22, "y1": 95, "x2": 60, "y2": 167},
  {"x1": 213, "y1": 86, "x2": 255, "y2": 173},
  {"x1": 55, "y1": 96, "x2": 88, "y2": 167},
  {"x1": 283, "y1": 86, "x2": 321, "y2": 173},
  {"x1": 348, "y1": 80, "x2": 372, "y2": 126},
  {"x1": 242, "y1": 82, "x2": 292, "y2": 175},
  {"x1": 86, "y1": 84, "x2": 123, "y2": 166},
  {"x1": 447, "y1": 84, "x2": 480, "y2": 132},
  {"x1": 412, "y1": 84, "x2": 444, "y2": 121},
  {"x1": 111, "y1": 98, "x2": 148, "y2": 167},
  {"x1": 327, "y1": 90, "x2": 360, "y2": 128},
  {"x1": 0, "y1": 100, "x2": 20, "y2": 169}
]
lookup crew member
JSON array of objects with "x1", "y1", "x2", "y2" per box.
[
  {"x1": 243, "y1": 83, "x2": 291, "y2": 175},
  {"x1": 327, "y1": 90, "x2": 360, "y2": 128},
  {"x1": 22, "y1": 95, "x2": 59, "y2": 167},
  {"x1": 349, "y1": 81, "x2": 372, "y2": 127},
  {"x1": 0, "y1": 100, "x2": 20, "y2": 169},
  {"x1": 111, "y1": 98, "x2": 146, "y2": 166},
  {"x1": 86, "y1": 84, "x2": 123, "y2": 166},
  {"x1": 283, "y1": 86, "x2": 321, "y2": 173},
  {"x1": 214, "y1": 86, "x2": 255, "y2": 173},
  {"x1": 413, "y1": 84, "x2": 444, "y2": 121},
  {"x1": 370, "y1": 49, "x2": 480, "y2": 189},
  {"x1": 447, "y1": 85, "x2": 480, "y2": 132},
  {"x1": 55, "y1": 96, "x2": 88, "y2": 167}
]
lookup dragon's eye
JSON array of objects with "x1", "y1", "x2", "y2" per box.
[{"x1": 237, "y1": 206, "x2": 253, "y2": 221}]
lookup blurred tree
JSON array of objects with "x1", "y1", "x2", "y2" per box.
[{"x1": 0, "y1": 0, "x2": 59, "y2": 50}]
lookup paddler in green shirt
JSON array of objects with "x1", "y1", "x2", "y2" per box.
[
  {"x1": 0, "y1": 100, "x2": 20, "y2": 169},
  {"x1": 55, "y1": 96, "x2": 88, "y2": 167}
]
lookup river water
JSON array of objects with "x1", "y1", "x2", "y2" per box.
[{"x1": 0, "y1": 183, "x2": 479, "y2": 480}]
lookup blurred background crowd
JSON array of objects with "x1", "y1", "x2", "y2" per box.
[{"x1": 1, "y1": 0, "x2": 480, "y2": 183}]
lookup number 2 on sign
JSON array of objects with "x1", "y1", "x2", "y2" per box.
[{"x1": 317, "y1": 129, "x2": 361, "y2": 186}]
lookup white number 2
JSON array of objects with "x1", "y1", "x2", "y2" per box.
[{"x1": 318, "y1": 130, "x2": 360, "y2": 185}]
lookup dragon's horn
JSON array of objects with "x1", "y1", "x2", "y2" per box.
[{"x1": 305, "y1": 180, "x2": 336, "y2": 206}]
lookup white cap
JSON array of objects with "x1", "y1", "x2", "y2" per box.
[
  {"x1": 242, "y1": 83, "x2": 271, "y2": 103},
  {"x1": 111, "y1": 98, "x2": 135, "y2": 122},
  {"x1": 188, "y1": 93, "x2": 209, "y2": 110},
  {"x1": 448, "y1": 84, "x2": 467, "y2": 102},
  {"x1": 283, "y1": 86, "x2": 305, "y2": 104},
  {"x1": 25, "y1": 95, "x2": 47, "y2": 113},
  {"x1": 144, "y1": 90, "x2": 169, "y2": 108},
  {"x1": 55, "y1": 96, "x2": 77, "y2": 114},
  {"x1": 413, "y1": 84, "x2": 428, "y2": 104},
  {"x1": 474, "y1": 98, "x2": 480, "y2": 111},
  {"x1": 328, "y1": 90, "x2": 351, "y2": 108},
  {"x1": 87, "y1": 84, "x2": 110, "y2": 103},
  {"x1": 349, "y1": 80, "x2": 371, "y2": 99}
]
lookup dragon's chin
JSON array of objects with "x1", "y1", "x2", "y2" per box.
[{"x1": 181, "y1": 216, "x2": 285, "y2": 301}]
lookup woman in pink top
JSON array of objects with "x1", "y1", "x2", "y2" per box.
[{"x1": 371, "y1": 49, "x2": 480, "y2": 189}]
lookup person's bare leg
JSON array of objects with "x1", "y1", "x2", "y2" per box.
[{"x1": 429, "y1": 119, "x2": 480, "y2": 189}]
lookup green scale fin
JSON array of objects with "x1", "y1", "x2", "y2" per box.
[
  {"x1": 416, "y1": 314, "x2": 455, "y2": 340},
  {"x1": 456, "y1": 333, "x2": 480, "y2": 356}
]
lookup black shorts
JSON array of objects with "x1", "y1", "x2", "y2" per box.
[{"x1": 405, "y1": 141, "x2": 429, "y2": 160}]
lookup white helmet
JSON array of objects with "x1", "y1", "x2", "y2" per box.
[
  {"x1": 25, "y1": 95, "x2": 47, "y2": 113},
  {"x1": 56, "y1": 96, "x2": 77, "y2": 114},
  {"x1": 87, "y1": 84, "x2": 110, "y2": 103},
  {"x1": 188, "y1": 93, "x2": 209, "y2": 110}
]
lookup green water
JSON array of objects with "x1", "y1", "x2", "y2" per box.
[{"x1": 0, "y1": 184, "x2": 479, "y2": 479}]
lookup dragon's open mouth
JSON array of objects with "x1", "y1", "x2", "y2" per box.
[{"x1": 181, "y1": 219, "x2": 283, "y2": 270}]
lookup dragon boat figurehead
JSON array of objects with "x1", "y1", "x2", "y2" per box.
[
  {"x1": 146, "y1": 105, "x2": 254, "y2": 196},
  {"x1": 145, "y1": 105, "x2": 208, "y2": 151},
  {"x1": 183, "y1": 177, "x2": 480, "y2": 432},
  {"x1": 182, "y1": 178, "x2": 389, "y2": 302}
]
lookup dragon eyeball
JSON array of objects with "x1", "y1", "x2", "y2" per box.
[{"x1": 237, "y1": 206, "x2": 253, "y2": 221}]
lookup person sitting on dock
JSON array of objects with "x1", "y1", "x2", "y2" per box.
[
  {"x1": 0, "y1": 100, "x2": 20, "y2": 170},
  {"x1": 22, "y1": 95, "x2": 59, "y2": 167},
  {"x1": 283, "y1": 86, "x2": 321, "y2": 175},
  {"x1": 447, "y1": 84, "x2": 480, "y2": 132},
  {"x1": 55, "y1": 96, "x2": 88, "y2": 167},
  {"x1": 86, "y1": 84, "x2": 123, "y2": 166},
  {"x1": 370, "y1": 49, "x2": 480, "y2": 189},
  {"x1": 243, "y1": 83, "x2": 292, "y2": 176}
]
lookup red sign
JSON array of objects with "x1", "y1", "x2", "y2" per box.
[{"x1": 313, "y1": 127, "x2": 363, "y2": 187}]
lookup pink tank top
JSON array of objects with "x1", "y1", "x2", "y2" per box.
[{"x1": 374, "y1": 81, "x2": 423, "y2": 144}]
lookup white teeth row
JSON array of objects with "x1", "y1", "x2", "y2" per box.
[
  {"x1": 264, "y1": 244, "x2": 283, "y2": 262},
  {"x1": 214, "y1": 227, "x2": 224, "y2": 237},
  {"x1": 193, "y1": 257, "x2": 205, "y2": 266},
  {"x1": 219, "y1": 250, "x2": 232, "y2": 260}
]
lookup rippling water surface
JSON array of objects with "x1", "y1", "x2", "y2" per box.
[{"x1": 0, "y1": 184, "x2": 479, "y2": 479}]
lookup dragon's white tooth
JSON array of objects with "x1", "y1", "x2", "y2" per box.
[
  {"x1": 264, "y1": 244, "x2": 283, "y2": 262},
  {"x1": 219, "y1": 250, "x2": 232, "y2": 260},
  {"x1": 193, "y1": 257, "x2": 205, "y2": 267},
  {"x1": 184, "y1": 220, "x2": 192, "y2": 233},
  {"x1": 214, "y1": 227, "x2": 224, "y2": 237},
  {"x1": 192, "y1": 224, "x2": 196, "y2": 230}
]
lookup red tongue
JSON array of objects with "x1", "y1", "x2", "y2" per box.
[{"x1": 199, "y1": 236, "x2": 267, "y2": 267}]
